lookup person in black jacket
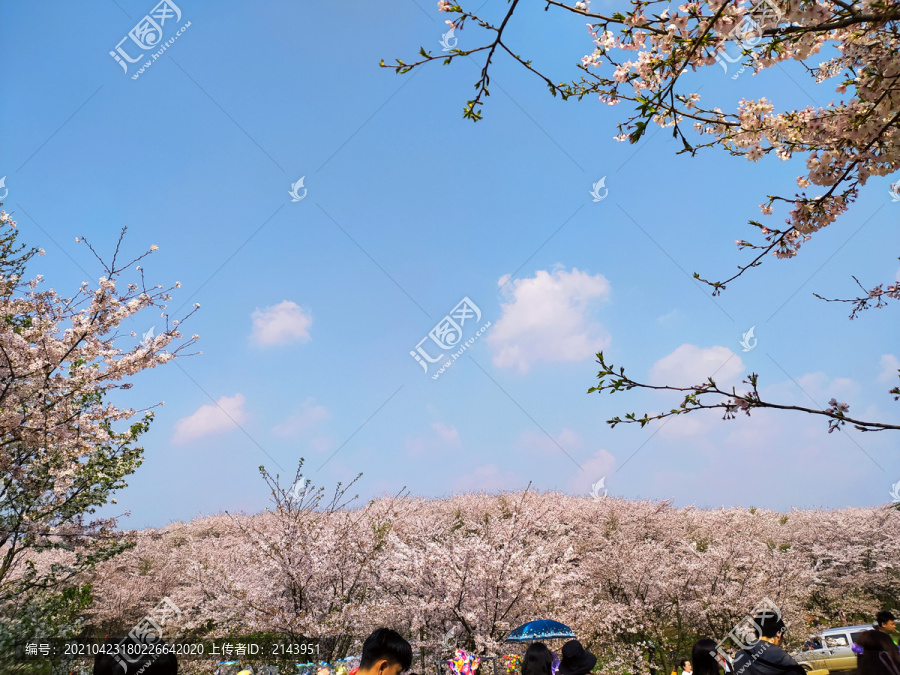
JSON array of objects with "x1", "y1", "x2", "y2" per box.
[{"x1": 731, "y1": 611, "x2": 804, "y2": 675}]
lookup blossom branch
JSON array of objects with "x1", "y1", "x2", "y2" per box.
[
  {"x1": 389, "y1": 0, "x2": 900, "y2": 293},
  {"x1": 813, "y1": 265, "x2": 900, "y2": 318},
  {"x1": 588, "y1": 352, "x2": 900, "y2": 432}
]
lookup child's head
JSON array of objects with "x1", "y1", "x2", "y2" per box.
[{"x1": 359, "y1": 628, "x2": 413, "y2": 675}]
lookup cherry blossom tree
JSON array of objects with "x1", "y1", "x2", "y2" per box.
[
  {"x1": 182, "y1": 462, "x2": 410, "y2": 661},
  {"x1": 370, "y1": 488, "x2": 576, "y2": 655},
  {"x1": 384, "y1": 0, "x2": 900, "y2": 434},
  {"x1": 0, "y1": 207, "x2": 197, "y2": 650}
]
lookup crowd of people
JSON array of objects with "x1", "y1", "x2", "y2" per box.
[{"x1": 90, "y1": 613, "x2": 900, "y2": 675}]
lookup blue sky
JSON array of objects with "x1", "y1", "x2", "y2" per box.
[{"x1": 1, "y1": 0, "x2": 897, "y2": 529}]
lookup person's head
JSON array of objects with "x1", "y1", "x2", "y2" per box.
[
  {"x1": 753, "y1": 611, "x2": 787, "y2": 644},
  {"x1": 876, "y1": 611, "x2": 897, "y2": 634},
  {"x1": 680, "y1": 660, "x2": 693, "y2": 672},
  {"x1": 693, "y1": 638, "x2": 723, "y2": 675},
  {"x1": 522, "y1": 642, "x2": 554, "y2": 675},
  {"x1": 358, "y1": 628, "x2": 413, "y2": 675},
  {"x1": 558, "y1": 640, "x2": 597, "y2": 675},
  {"x1": 856, "y1": 629, "x2": 900, "y2": 675}
]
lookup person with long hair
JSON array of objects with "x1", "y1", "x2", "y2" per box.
[
  {"x1": 856, "y1": 629, "x2": 900, "y2": 675},
  {"x1": 692, "y1": 639, "x2": 723, "y2": 675},
  {"x1": 522, "y1": 643, "x2": 555, "y2": 675}
]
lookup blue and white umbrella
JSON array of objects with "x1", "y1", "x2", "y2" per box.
[{"x1": 505, "y1": 620, "x2": 576, "y2": 642}]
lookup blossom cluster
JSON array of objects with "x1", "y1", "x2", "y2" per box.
[{"x1": 572, "y1": 0, "x2": 900, "y2": 260}]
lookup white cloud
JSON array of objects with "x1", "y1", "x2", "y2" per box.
[
  {"x1": 487, "y1": 268, "x2": 611, "y2": 373},
  {"x1": 432, "y1": 422, "x2": 460, "y2": 445},
  {"x1": 173, "y1": 394, "x2": 246, "y2": 444},
  {"x1": 650, "y1": 344, "x2": 744, "y2": 387},
  {"x1": 794, "y1": 371, "x2": 860, "y2": 401},
  {"x1": 721, "y1": 411, "x2": 788, "y2": 454},
  {"x1": 758, "y1": 372, "x2": 860, "y2": 422},
  {"x1": 272, "y1": 398, "x2": 330, "y2": 438},
  {"x1": 518, "y1": 427, "x2": 584, "y2": 457},
  {"x1": 251, "y1": 300, "x2": 312, "y2": 346},
  {"x1": 405, "y1": 422, "x2": 461, "y2": 458},
  {"x1": 567, "y1": 448, "x2": 616, "y2": 495},
  {"x1": 308, "y1": 436, "x2": 335, "y2": 454},
  {"x1": 518, "y1": 428, "x2": 615, "y2": 488},
  {"x1": 658, "y1": 309, "x2": 681, "y2": 326},
  {"x1": 452, "y1": 464, "x2": 522, "y2": 492},
  {"x1": 878, "y1": 354, "x2": 900, "y2": 383},
  {"x1": 657, "y1": 413, "x2": 711, "y2": 439}
]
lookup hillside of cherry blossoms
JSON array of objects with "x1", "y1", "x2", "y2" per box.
[{"x1": 82, "y1": 490, "x2": 900, "y2": 669}]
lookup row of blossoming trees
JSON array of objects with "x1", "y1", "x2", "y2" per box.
[{"x1": 83, "y1": 468, "x2": 900, "y2": 673}]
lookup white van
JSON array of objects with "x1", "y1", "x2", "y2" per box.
[{"x1": 792, "y1": 625, "x2": 875, "y2": 672}]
